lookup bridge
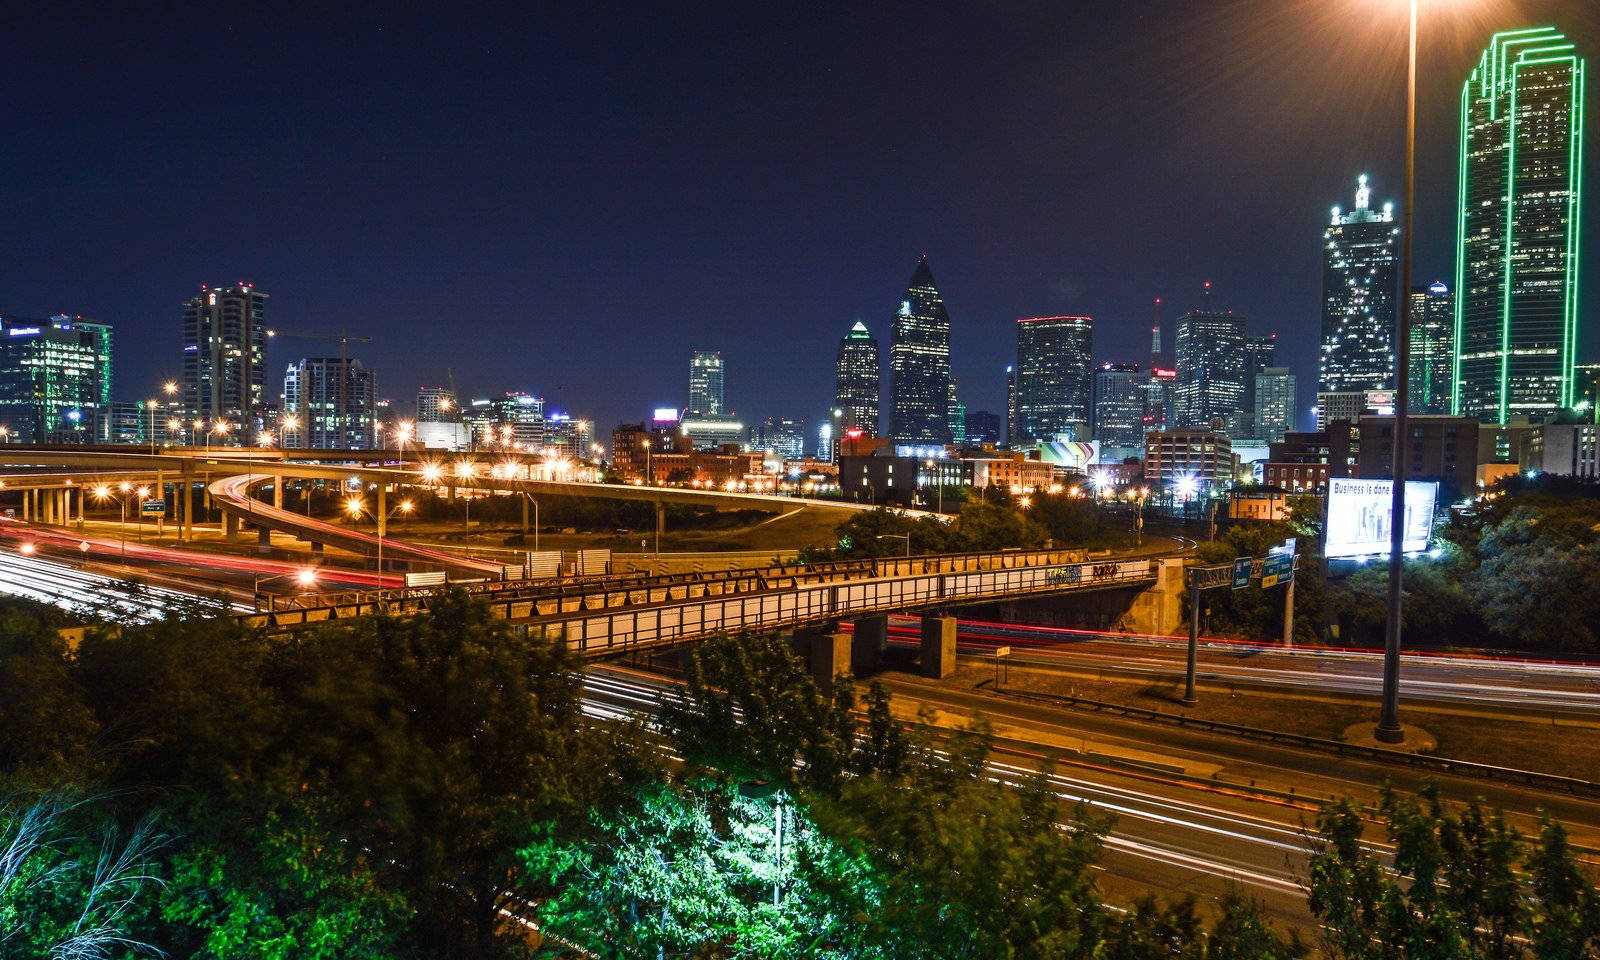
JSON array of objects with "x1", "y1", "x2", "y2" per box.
[
  {"x1": 0, "y1": 446, "x2": 896, "y2": 547},
  {"x1": 237, "y1": 548, "x2": 1169, "y2": 681}
]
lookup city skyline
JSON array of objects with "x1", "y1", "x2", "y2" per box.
[{"x1": 1, "y1": 6, "x2": 1595, "y2": 436}]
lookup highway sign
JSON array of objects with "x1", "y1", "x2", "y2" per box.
[
  {"x1": 1261, "y1": 552, "x2": 1293, "y2": 588},
  {"x1": 141, "y1": 499, "x2": 166, "y2": 516},
  {"x1": 994, "y1": 646, "x2": 1011, "y2": 658},
  {"x1": 1231, "y1": 557, "x2": 1252, "y2": 590}
]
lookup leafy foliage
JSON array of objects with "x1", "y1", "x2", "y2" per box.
[{"x1": 1308, "y1": 782, "x2": 1600, "y2": 959}]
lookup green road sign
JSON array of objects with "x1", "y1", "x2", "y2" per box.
[
  {"x1": 142, "y1": 499, "x2": 166, "y2": 515},
  {"x1": 1261, "y1": 552, "x2": 1293, "y2": 588},
  {"x1": 1231, "y1": 557, "x2": 1252, "y2": 590}
]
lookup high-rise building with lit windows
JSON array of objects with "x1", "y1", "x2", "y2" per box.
[
  {"x1": 1013, "y1": 315, "x2": 1093, "y2": 445},
  {"x1": 1320, "y1": 176, "x2": 1399, "y2": 395},
  {"x1": 0, "y1": 314, "x2": 111, "y2": 443},
  {"x1": 1174, "y1": 308, "x2": 1245, "y2": 428},
  {"x1": 1454, "y1": 27, "x2": 1585, "y2": 423},
  {"x1": 1409, "y1": 283, "x2": 1455, "y2": 414},
  {"x1": 834, "y1": 321, "x2": 880, "y2": 434},
  {"x1": 889, "y1": 257, "x2": 953, "y2": 445},
  {"x1": 688, "y1": 350, "x2": 724, "y2": 415},
  {"x1": 181, "y1": 284, "x2": 268, "y2": 426},
  {"x1": 283, "y1": 356, "x2": 377, "y2": 449},
  {"x1": 1091, "y1": 362, "x2": 1147, "y2": 458}
]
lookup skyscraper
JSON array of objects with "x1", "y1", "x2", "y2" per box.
[
  {"x1": 1091, "y1": 362, "x2": 1147, "y2": 458},
  {"x1": 0, "y1": 315, "x2": 111, "y2": 443},
  {"x1": 947, "y1": 379, "x2": 966, "y2": 445},
  {"x1": 1320, "y1": 175, "x2": 1399, "y2": 395},
  {"x1": 1454, "y1": 27, "x2": 1586, "y2": 423},
  {"x1": 889, "y1": 257, "x2": 953, "y2": 445},
  {"x1": 1409, "y1": 282, "x2": 1455, "y2": 414},
  {"x1": 1241, "y1": 333, "x2": 1278, "y2": 433},
  {"x1": 688, "y1": 350, "x2": 724, "y2": 415},
  {"x1": 834, "y1": 321, "x2": 880, "y2": 434},
  {"x1": 1254, "y1": 367, "x2": 1297, "y2": 444},
  {"x1": 1004, "y1": 365, "x2": 1017, "y2": 447},
  {"x1": 1174, "y1": 308, "x2": 1245, "y2": 428},
  {"x1": 1013, "y1": 315, "x2": 1093, "y2": 445},
  {"x1": 182, "y1": 284, "x2": 268, "y2": 426},
  {"x1": 282, "y1": 356, "x2": 377, "y2": 449}
]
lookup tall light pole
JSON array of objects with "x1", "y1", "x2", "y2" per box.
[{"x1": 1377, "y1": 0, "x2": 1418, "y2": 745}]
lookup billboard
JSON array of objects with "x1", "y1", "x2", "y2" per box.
[{"x1": 1324, "y1": 478, "x2": 1438, "y2": 559}]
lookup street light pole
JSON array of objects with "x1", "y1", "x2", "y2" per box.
[{"x1": 1377, "y1": 0, "x2": 1417, "y2": 745}]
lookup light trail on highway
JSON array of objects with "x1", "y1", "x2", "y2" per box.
[
  {"x1": 579, "y1": 665, "x2": 1319, "y2": 923},
  {"x1": 209, "y1": 473, "x2": 505, "y2": 577},
  {"x1": 0, "y1": 516, "x2": 401, "y2": 594},
  {"x1": 882, "y1": 616, "x2": 1600, "y2": 714},
  {"x1": 0, "y1": 548, "x2": 248, "y2": 620}
]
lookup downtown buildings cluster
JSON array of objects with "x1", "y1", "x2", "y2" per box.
[{"x1": 0, "y1": 27, "x2": 1585, "y2": 509}]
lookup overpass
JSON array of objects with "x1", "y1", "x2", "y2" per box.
[
  {"x1": 238, "y1": 547, "x2": 1167, "y2": 680},
  {"x1": 0, "y1": 447, "x2": 897, "y2": 544}
]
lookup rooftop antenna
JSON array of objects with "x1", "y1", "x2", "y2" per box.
[
  {"x1": 1202, "y1": 281, "x2": 1212, "y2": 311},
  {"x1": 1150, "y1": 297, "x2": 1162, "y2": 366}
]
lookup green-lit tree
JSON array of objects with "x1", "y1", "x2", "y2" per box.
[
  {"x1": 1307, "y1": 783, "x2": 1600, "y2": 959},
  {"x1": 0, "y1": 792, "x2": 165, "y2": 959}
]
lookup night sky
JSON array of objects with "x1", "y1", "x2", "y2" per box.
[{"x1": 4, "y1": 1, "x2": 1596, "y2": 436}]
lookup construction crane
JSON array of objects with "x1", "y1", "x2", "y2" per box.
[{"x1": 266, "y1": 329, "x2": 374, "y2": 447}]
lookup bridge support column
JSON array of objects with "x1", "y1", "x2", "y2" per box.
[
  {"x1": 805, "y1": 627, "x2": 852, "y2": 692},
  {"x1": 376, "y1": 485, "x2": 387, "y2": 538},
  {"x1": 521, "y1": 494, "x2": 529, "y2": 534},
  {"x1": 310, "y1": 541, "x2": 324, "y2": 555},
  {"x1": 224, "y1": 511, "x2": 240, "y2": 542},
  {"x1": 43, "y1": 490, "x2": 54, "y2": 525},
  {"x1": 258, "y1": 526, "x2": 272, "y2": 552},
  {"x1": 272, "y1": 476, "x2": 283, "y2": 509},
  {"x1": 1124, "y1": 558, "x2": 1185, "y2": 636},
  {"x1": 851, "y1": 614, "x2": 889, "y2": 677},
  {"x1": 919, "y1": 615, "x2": 956, "y2": 679},
  {"x1": 22, "y1": 489, "x2": 30, "y2": 521},
  {"x1": 654, "y1": 500, "x2": 665, "y2": 539},
  {"x1": 180, "y1": 464, "x2": 195, "y2": 541}
]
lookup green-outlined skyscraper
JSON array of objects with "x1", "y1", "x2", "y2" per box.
[{"x1": 1453, "y1": 26, "x2": 1585, "y2": 423}]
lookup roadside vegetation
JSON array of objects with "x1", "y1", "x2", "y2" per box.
[{"x1": 1, "y1": 592, "x2": 1596, "y2": 957}]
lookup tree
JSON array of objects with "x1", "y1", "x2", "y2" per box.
[
  {"x1": 806, "y1": 507, "x2": 953, "y2": 560},
  {"x1": 1029, "y1": 491, "x2": 1110, "y2": 546},
  {"x1": 953, "y1": 497, "x2": 1048, "y2": 551},
  {"x1": 268, "y1": 590, "x2": 648, "y2": 957},
  {"x1": 660, "y1": 631, "x2": 859, "y2": 793},
  {"x1": 0, "y1": 609, "x2": 95, "y2": 784},
  {"x1": 158, "y1": 796, "x2": 412, "y2": 960},
  {"x1": 0, "y1": 791, "x2": 165, "y2": 960},
  {"x1": 1307, "y1": 783, "x2": 1600, "y2": 959}
]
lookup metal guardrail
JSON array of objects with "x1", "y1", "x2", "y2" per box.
[
  {"x1": 999, "y1": 687, "x2": 1600, "y2": 799},
  {"x1": 549, "y1": 558, "x2": 1156, "y2": 656}
]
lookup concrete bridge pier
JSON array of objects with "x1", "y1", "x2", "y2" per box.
[
  {"x1": 801, "y1": 625, "x2": 852, "y2": 692},
  {"x1": 1124, "y1": 557, "x2": 1186, "y2": 636},
  {"x1": 272, "y1": 476, "x2": 283, "y2": 509},
  {"x1": 851, "y1": 614, "x2": 889, "y2": 676},
  {"x1": 920, "y1": 615, "x2": 957, "y2": 679},
  {"x1": 258, "y1": 526, "x2": 272, "y2": 552},
  {"x1": 180, "y1": 463, "x2": 195, "y2": 541},
  {"x1": 224, "y1": 512, "x2": 240, "y2": 542}
]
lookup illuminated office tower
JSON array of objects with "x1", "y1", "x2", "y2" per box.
[
  {"x1": 1409, "y1": 282, "x2": 1455, "y2": 414},
  {"x1": 1455, "y1": 27, "x2": 1585, "y2": 422},
  {"x1": 947, "y1": 379, "x2": 966, "y2": 444},
  {"x1": 1013, "y1": 315, "x2": 1093, "y2": 444},
  {"x1": 1254, "y1": 367, "x2": 1297, "y2": 444},
  {"x1": 283, "y1": 356, "x2": 377, "y2": 449},
  {"x1": 833, "y1": 321, "x2": 880, "y2": 433},
  {"x1": 1174, "y1": 307, "x2": 1245, "y2": 428},
  {"x1": 688, "y1": 350, "x2": 724, "y2": 415},
  {"x1": 1091, "y1": 362, "x2": 1147, "y2": 458},
  {"x1": 889, "y1": 257, "x2": 953, "y2": 445},
  {"x1": 181, "y1": 283, "x2": 268, "y2": 425},
  {"x1": 1319, "y1": 175, "x2": 1399, "y2": 394}
]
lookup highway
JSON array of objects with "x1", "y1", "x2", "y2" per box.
[
  {"x1": 0, "y1": 516, "x2": 401, "y2": 612},
  {"x1": 580, "y1": 665, "x2": 1335, "y2": 928},
  {"x1": 0, "y1": 547, "x2": 248, "y2": 620},
  {"x1": 884, "y1": 616, "x2": 1600, "y2": 716},
  {"x1": 207, "y1": 473, "x2": 505, "y2": 577}
]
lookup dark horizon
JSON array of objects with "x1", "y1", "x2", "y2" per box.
[{"x1": 3, "y1": 1, "x2": 1595, "y2": 436}]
